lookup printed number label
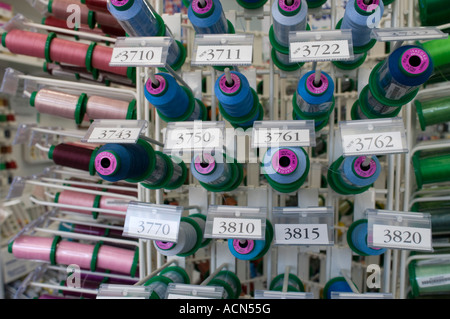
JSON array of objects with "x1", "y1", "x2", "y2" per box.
[
  {"x1": 275, "y1": 224, "x2": 329, "y2": 245},
  {"x1": 212, "y1": 217, "x2": 262, "y2": 238},
  {"x1": 195, "y1": 45, "x2": 253, "y2": 65},
  {"x1": 88, "y1": 128, "x2": 141, "y2": 142},
  {"x1": 290, "y1": 40, "x2": 350, "y2": 62},
  {"x1": 166, "y1": 128, "x2": 221, "y2": 150},
  {"x1": 126, "y1": 215, "x2": 179, "y2": 242},
  {"x1": 372, "y1": 224, "x2": 431, "y2": 250},
  {"x1": 342, "y1": 132, "x2": 403, "y2": 154},
  {"x1": 254, "y1": 129, "x2": 310, "y2": 147},
  {"x1": 110, "y1": 47, "x2": 163, "y2": 66}
]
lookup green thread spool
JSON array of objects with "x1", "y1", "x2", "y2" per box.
[
  {"x1": 412, "y1": 200, "x2": 450, "y2": 233},
  {"x1": 413, "y1": 149, "x2": 450, "y2": 189},
  {"x1": 269, "y1": 273, "x2": 305, "y2": 292},
  {"x1": 419, "y1": 0, "x2": 450, "y2": 26},
  {"x1": 421, "y1": 37, "x2": 450, "y2": 84},
  {"x1": 409, "y1": 254, "x2": 450, "y2": 298},
  {"x1": 415, "y1": 96, "x2": 450, "y2": 131}
]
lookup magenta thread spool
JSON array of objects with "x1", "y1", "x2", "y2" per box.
[
  {"x1": 85, "y1": 95, "x2": 136, "y2": 120},
  {"x1": 55, "y1": 240, "x2": 95, "y2": 269},
  {"x1": 29, "y1": 89, "x2": 87, "y2": 125},
  {"x1": 8, "y1": 235, "x2": 56, "y2": 263},
  {"x1": 95, "y1": 244, "x2": 138, "y2": 276}
]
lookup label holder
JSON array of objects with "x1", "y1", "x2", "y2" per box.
[
  {"x1": 96, "y1": 284, "x2": 152, "y2": 299},
  {"x1": 371, "y1": 27, "x2": 448, "y2": 42}
]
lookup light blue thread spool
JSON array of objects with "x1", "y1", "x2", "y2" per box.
[
  {"x1": 340, "y1": 0, "x2": 384, "y2": 51},
  {"x1": 188, "y1": 0, "x2": 229, "y2": 34},
  {"x1": 271, "y1": 0, "x2": 308, "y2": 48},
  {"x1": 347, "y1": 219, "x2": 387, "y2": 256}
]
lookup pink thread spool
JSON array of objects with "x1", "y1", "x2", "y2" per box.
[
  {"x1": 55, "y1": 190, "x2": 97, "y2": 216},
  {"x1": 96, "y1": 245, "x2": 137, "y2": 275},
  {"x1": 2, "y1": 29, "x2": 47, "y2": 59},
  {"x1": 49, "y1": 0, "x2": 93, "y2": 28},
  {"x1": 84, "y1": 0, "x2": 109, "y2": 12},
  {"x1": 85, "y1": 95, "x2": 135, "y2": 120},
  {"x1": 97, "y1": 195, "x2": 128, "y2": 218},
  {"x1": 92, "y1": 44, "x2": 128, "y2": 77},
  {"x1": 55, "y1": 240, "x2": 95, "y2": 269},
  {"x1": 49, "y1": 37, "x2": 90, "y2": 67},
  {"x1": 9, "y1": 235, "x2": 55, "y2": 262},
  {"x1": 95, "y1": 11, "x2": 121, "y2": 28}
]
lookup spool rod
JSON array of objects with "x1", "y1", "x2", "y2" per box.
[
  {"x1": 133, "y1": 260, "x2": 177, "y2": 286},
  {"x1": 282, "y1": 266, "x2": 290, "y2": 293},
  {"x1": 341, "y1": 269, "x2": 360, "y2": 294},
  {"x1": 200, "y1": 263, "x2": 228, "y2": 286},
  {"x1": 149, "y1": 68, "x2": 160, "y2": 87},
  {"x1": 224, "y1": 67, "x2": 233, "y2": 86},
  {"x1": 361, "y1": 155, "x2": 372, "y2": 168},
  {"x1": 164, "y1": 64, "x2": 193, "y2": 95}
]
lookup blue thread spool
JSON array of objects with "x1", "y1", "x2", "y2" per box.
[
  {"x1": 293, "y1": 70, "x2": 335, "y2": 120},
  {"x1": 215, "y1": 70, "x2": 263, "y2": 129},
  {"x1": 144, "y1": 73, "x2": 206, "y2": 122},
  {"x1": 339, "y1": 0, "x2": 384, "y2": 52},
  {"x1": 140, "y1": 151, "x2": 173, "y2": 190},
  {"x1": 358, "y1": 85, "x2": 403, "y2": 118},
  {"x1": 94, "y1": 139, "x2": 155, "y2": 183},
  {"x1": 107, "y1": 0, "x2": 186, "y2": 71},
  {"x1": 322, "y1": 277, "x2": 354, "y2": 299},
  {"x1": 293, "y1": 108, "x2": 329, "y2": 131},
  {"x1": 190, "y1": 152, "x2": 244, "y2": 192},
  {"x1": 262, "y1": 147, "x2": 310, "y2": 194},
  {"x1": 164, "y1": 157, "x2": 188, "y2": 190},
  {"x1": 188, "y1": 0, "x2": 232, "y2": 34},
  {"x1": 369, "y1": 45, "x2": 434, "y2": 108},
  {"x1": 333, "y1": 51, "x2": 368, "y2": 71},
  {"x1": 327, "y1": 155, "x2": 381, "y2": 195},
  {"x1": 228, "y1": 220, "x2": 273, "y2": 261},
  {"x1": 347, "y1": 219, "x2": 387, "y2": 256},
  {"x1": 269, "y1": 0, "x2": 308, "y2": 72}
]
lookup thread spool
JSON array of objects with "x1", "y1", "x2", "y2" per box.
[
  {"x1": 269, "y1": 0, "x2": 308, "y2": 71},
  {"x1": 90, "y1": 43, "x2": 133, "y2": 78},
  {"x1": 107, "y1": 0, "x2": 185, "y2": 70},
  {"x1": 189, "y1": 213, "x2": 211, "y2": 247},
  {"x1": 48, "y1": 0, "x2": 96, "y2": 29},
  {"x1": 333, "y1": 51, "x2": 368, "y2": 71},
  {"x1": 322, "y1": 277, "x2": 353, "y2": 299},
  {"x1": 293, "y1": 70, "x2": 335, "y2": 120},
  {"x1": 29, "y1": 89, "x2": 86, "y2": 125},
  {"x1": 81, "y1": 0, "x2": 109, "y2": 12},
  {"x1": 306, "y1": 0, "x2": 327, "y2": 8},
  {"x1": 357, "y1": 85, "x2": 403, "y2": 119},
  {"x1": 338, "y1": 0, "x2": 384, "y2": 52},
  {"x1": 236, "y1": 0, "x2": 268, "y2": 9},
  {"x1": 188, "y1": 0, "x2": 230, "y2": 35},
  {"x1": 69, "y1": 224, "x2": 109, "y2": 237},
  {"x1": 54, "y1": 190, "x2": 97, "y2": 217},
  {"x1": 163, "y1": 157, "x2": 188, "y2": 190},
  {"x1": 327, "y1": 155, "x2": 381, "y2": 195},
  {"x1": 8, "y1": 235, "x2": 60, "y2": 264},
  {"x1": 269, "y1": 273, "x2": 305, "y2": 292},
  {"x1": 94, "y1": 244, "x2": 139, "y2": 276},
  {"x1": 206, "y1": 270, "x2": 242, "y2": 299},
  {"x1": 293, "y1": 108, "x2": 329, "y2": 131},
  {"x1": 369, "y1": 45, "x2": 434, "y2": 108},
  {"x1": 190, "y1": 152, "x2": 244, "y2": 192},
  {"x1": 154, "y1": 216, "x2": 203, "y2": 257},
  {"x1": 48, "y1": 143, "x2": 97, "y2": 175},
  {"x1": 419, "y1": 0, "x2": 450, "y2": 26},
  {"x1": 55, "y1": 240, "x2": 95, "y2": 269},
  {"x1": 409, "y1": 254, "x2": 450, "y2": 297},
  {"x1": 140, "y1": 151, "x2": 174, "y2": 189},
  {"x1": 420, "y1": 37, "x2": 450, "y2": 75},
  {"x1": 1, "y1": 29, "x2": 51, "y2": 60},
  {"x1": 94, "y1": 139, "x2": 156, "y2": 183},
  {"x1": 214, "y1": 70, "x2": 263, "y2": 129},
  {"x1": 412, "y1": 201, "x2": 450, "y2": 233},
  {"x1": 262, "y1": 147, "x2": 310, "y2": 194},
  {"x1": 347, "y1": 218, "x2": 386, "y2": 256},
  {"x1": 228, "y1": 220, "x2": 273, "y2": 261},
  {"x1": 414, "y1": 96, "x2": 450, "y2": 131},
  {"x1": 60, "y1": 279, "x2": 99, "y2": 299},
  {"x1": 95, "y1": 195, "x2": 129, "y2": 219},
  {"x1": 412, "y1": 149, "x2": 450, "y2": 189},
  {"x1": 85, "y1": 95, "x2": 136, "y2": 120},
  {"x1": 144, "y1": 73, "x2": 206, "y2": 122},
  {"x1": 144, "y1": 266, "x2": 190, "y2": 299}
]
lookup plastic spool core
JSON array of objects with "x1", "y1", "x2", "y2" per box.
[
  {"x1": 146, "y1": 75, "x2": 166, "y2": 95},
  {"x1": 353, "y1": 156, "x2": 377, "y2": 178},
  {"x1": 155, "y1": 241, "x2": 174, "y2": 250},
  {"x1": 401, "y1": 48, "x2": 430, "y2": 76},
  {"x1": 272, "y1": 149, "x2": 298, "y2": 175},
  {"x1": 194, "y1": 153, "x2": 215, "y2": 174},
  {"x1": 232, "y1": 239, "x2": 255, "y2": 254},
  {"x1": 95, "y1": 151, "x2": 118, "y2": 176},
  {"x1": 219, "y1": 73, "x2": 241, "y2": 95},
  {"x1": 306, "y1": 73, "x2": 329, "y2": 95},
  {"x1": 193, "y1": 0, "x2": 213, "y2": 14}
]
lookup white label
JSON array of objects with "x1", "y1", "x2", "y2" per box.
[
  {"x1": 342, "y1": 132, "x2": 403, "y2": 155},
  {"x1": 165, "y1": 128, "x2": 222, "y2": 150},
  {"x1": 417, "y1": 274, "x2": 450, "y2": 288},
  {"x1": 372, "y1": 224, "x2": 432, "y2": 251},
  {"x1": 110, "y1": 46, "x2": 163, "y2": 66},
  {"x1": 275, "y1": 224, "x2": 329, "y2": 245},
  {"x1": 253, "y1": 129, "x2": 310, "y2": 147},
  {"x1": 124, "y1": 212, "x2": 180, "y2": 242},
  {"x1": 212, "y1": 217, "x2": 262, "y2": 238},
  {"x1": 290, "y1": 40, "x2": 350, "y2": 62},
  {"x1": 195, "y1": 45, "x2": 253, "y2": 65},
  {"x1": 87, "y1": 127, "x2": 142, "y2": 143}
]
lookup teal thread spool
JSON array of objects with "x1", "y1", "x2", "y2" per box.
[
  {"x1": 412, "y1": 149, "x2": 450, "y2": 189},
  {"x1": 415, "y1": 96, "x2": 450, "y2": 131}
]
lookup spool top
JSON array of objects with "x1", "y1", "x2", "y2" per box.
[
  {"x1": 191, "y1": 0, "x2": 215, "y2": 18},
  {"x1": 305, "y1": 72, "x2": 329, "y2": 95},
  {"x1": 94, "y1": 151, "x2": 120, "y2": 176},
  {"x1": 145, "y1": 74, "x2": 167, "y2": 96},
  {"x1": 353, "y1": 156, "x2": 377, "y2": 178},
  {"x1": 194, "y1": 153, "x2": 216, "y2": 174},
  {"x1": 354, "y1": 0, "x2": 380, "y2": 15},
  {"x1": 218, "y1": 72, "x2": 242, "y2": 95},
  {"x1": 400, "y1": 47, "x2": 430, "y2": 77},
  {"x1": 278, "y1": 0, "x2": 301, "y2": 16},
  {"x1": 272, "y1": 149, "x2": 298, "y2": 175},
  {"x1": 110, "y1": 0, "x2": 134, "y2": 11},
  {"x1": 232, "y1": 239, "x2": 255, "y2": 254},
  {"x1": 155, "y1": 241, "x2": 175, "y2": 250}
]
